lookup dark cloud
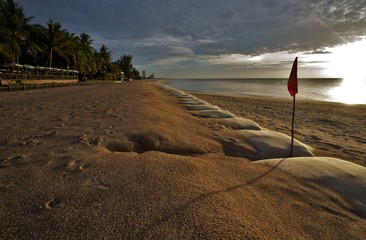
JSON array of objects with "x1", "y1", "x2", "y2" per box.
[
  {"x1": 306, "y1": 50, "x2": 332, "y2": 55},
  {"x1": 18, "y1": 0, "x2": 366, "y2": 77}
]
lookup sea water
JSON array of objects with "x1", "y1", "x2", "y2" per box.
[{"x1": 163, "y1": 78, "x2": 366, "y2": 105}]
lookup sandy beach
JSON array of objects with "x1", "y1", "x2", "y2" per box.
[{"x1": 1, "y1": 81, "x2": 365, "y2": 239}]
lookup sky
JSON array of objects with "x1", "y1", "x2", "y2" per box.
[{"x1": 18, "y1": 0, "x2": 366, "y2": 78}]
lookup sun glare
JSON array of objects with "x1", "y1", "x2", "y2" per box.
[
  {"x1": 325, "y1": 37, "x2": 366, "y2": 79},
  {"x1": 324, "y1": 37, "x2": 366, "y2": 104},
  {"x1": 328, "y1": 76, "x2": 366, "y2": 104}
]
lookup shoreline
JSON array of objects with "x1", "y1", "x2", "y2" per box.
[
  {"x1": 191, "y1": 91, "x2": 366, "y2": 167},
  {"x1": 162, "y1": 78, "x2": 366, "y2": 105},
  {"x1": 188, "y1": 89, "x2": 366, "y2": 106}
]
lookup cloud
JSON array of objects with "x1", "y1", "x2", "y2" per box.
[
  {"x1": 18, "y1": 0, "x2": 366, "y2": 77},
  {"x1": 306, "y1": 50, "x2": 332, "y2": 55},
  {"x1": 21, "y1": 0, "x2": 366, "y2": 51}
]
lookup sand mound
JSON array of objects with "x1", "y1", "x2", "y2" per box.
[
  {"x1": 175, "y1": 95, "x2": 196, "y2": 100},
  {"x1": 193, "y1": 110, "x2": 236, "y2": 118},
  {"x1": 186, "y1": 104, "x2": 220, "y2": 111},
  {"x1": 255, "y1": 157, "x2": 366, "y2": 217},
  {"x1": 237, "y1": 130, "x2": 314, "y2": 159},
  {"x1": 180, "y1": 99, "x2": 209, "y2": 105},
  {"x1": 220, "y1": 117, "x2": 263, "y2": 130}
]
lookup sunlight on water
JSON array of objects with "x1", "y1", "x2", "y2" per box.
[
  {"x1": 328, "y1": 77, "x2": 366, "y2": 104},
  {"x1": 164, "y1": 78, "x2": 366, "y2": 105}
]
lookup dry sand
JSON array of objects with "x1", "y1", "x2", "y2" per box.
[{"x1": 0, "y1": 81, "x2": 365, "y2": 239}]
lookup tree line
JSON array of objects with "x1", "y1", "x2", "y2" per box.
[{"x1": 0, "y1": 0, "x2": 140, "y2": 80}]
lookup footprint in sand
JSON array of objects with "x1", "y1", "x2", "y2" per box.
[
  {"x1": 0, "y1": 137, "x2": 9, "y2": 146},
  {"x1": 31, "y1": 131, "x2": 57, "y2": 139},
  {"x1": 0, "y1": 155, "x2": 23, "y2": 168},
  {"x1": 60, "y1": 173, "x2": 68, "y2": 179},
  {"x1": 106, "y1": 140, "x2": 137, "y2": 153},
  {"x1": 324, "y1": 142, "x2": 343, "y2": 150},
  {"x1": 67, "y1": 159, "x2": 88, "y2": 172},
  {"x1": 22, "y1": 139, "x2": 43, "y2": 146},
  {"x1": 89, "y1": 137, "x2": 105, "y2": 146},
  {"x1": 54, "y1": 123, "x2": 65, "y2": 128},
  {"x1": 350, "y1": 136, "x2": 366, "y2": 144},
  {"x1": 78, "y1": 134, "x2": 90, "y2": 145},
  {"x1": 94, "y1": 180, "x2": 111, "y2": 191},
  {"x1": 65, "y1": 160, "x2": 80, "y2": 172},
  {"x1": 58, "y1": 156, "x2": 89, "y2": 179},
  {"x1": 44, "y1": 197, "x2": 62, "y2": 210},
  {"x1": 342, "y1": 148, "x2": 366, "y2": 155},
  {"x1": 84, "y1": 178, "x2": 111, "y2": 191},
  {"x1": 310, "y1": 135, "x2": 321, "y2": 141},
  {"x1": 56, "y1": 115, "x2": 69, "y2": 121}
]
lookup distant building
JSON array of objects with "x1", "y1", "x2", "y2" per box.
[
  {"x1": 142, "y1": 70, "x2": 147, "y2": 79},
  {"x1": 148, "y1": 72, "x2": 155, "y2": 79}
]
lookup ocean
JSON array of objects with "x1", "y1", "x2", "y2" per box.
[{"x1": 163, "y1": 78, "x2": 366, "y2": 105}]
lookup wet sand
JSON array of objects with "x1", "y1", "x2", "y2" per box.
[{"x1": 0, "y1": 81, "x2": 365, "y2": 239}]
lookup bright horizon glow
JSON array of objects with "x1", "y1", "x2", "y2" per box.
[
  {"x1": 324, "y1": 36, "x2": 366, "y2": 79},
  {"x1": 177, "y1": 37, "x2": 366, "y2": 79},
  {"x1": 324, "y1": 37, "x2": 366, "y2": 104}
]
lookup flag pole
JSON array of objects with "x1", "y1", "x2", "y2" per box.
[
  {"x1": 287, "y1": 57, "x2": 298, "y2": 157},
  {"x1": 290, "y1": 93, "x2": 295, "y2": 157}
]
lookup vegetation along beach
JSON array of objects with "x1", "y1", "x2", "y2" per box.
[{"x1": 1, "y1": 0, "x2": 366, "y2": 239}]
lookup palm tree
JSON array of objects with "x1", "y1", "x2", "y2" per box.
[
  {"x1": 22, "y1": 23, "x2": 44, "y2": 63},
  {"x1": 43, "y1": 19, "x2": 68, "y2": 68},
  {"x1": 0, "y1": 0, "x2": 40, "y2": 63},
  {"x1": 79, "y1": 33, "x2": 93, "y2": 49},
  {"x1": 0, "y1": 27, "x2": 15, "y2": 61},
  {"x1": 99, "y1": 44, "x2": 112, "y2": 66},
  {"x1": 117, "y1": 54, "x2": 133, "y2": 79},
  {"x1": 77, "y1": 33, "x2": 97, "y2": 74},
  {"x1": 96, "y1": 44, "x2": 112, "y2": 78},
  {"x1": 0, "y1": 0, "x2": 119, "y2": 80}
]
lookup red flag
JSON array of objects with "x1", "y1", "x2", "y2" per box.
[{"x1": 288, "y1": 57, "x2": 298, "y2": 96}]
